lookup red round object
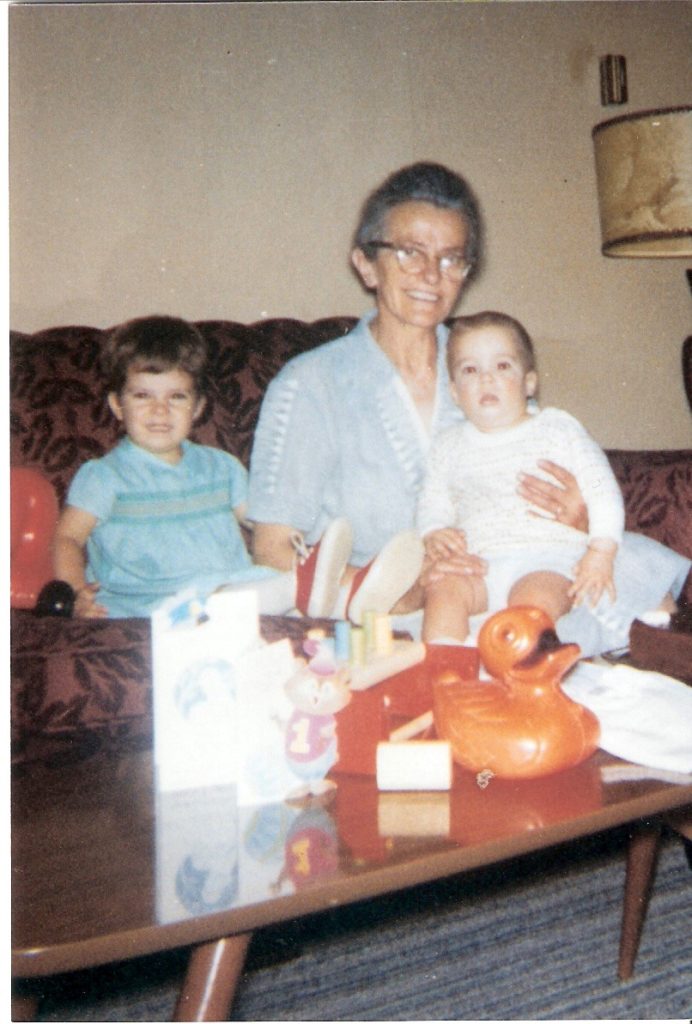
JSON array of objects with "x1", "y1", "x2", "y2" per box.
[{"x1": 11, "y1": 467, "x2": 59, "y2": 609}]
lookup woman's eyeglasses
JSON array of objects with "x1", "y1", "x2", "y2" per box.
[{"x1": 368, "y1": 242, "x2": 470, "y2": 280}]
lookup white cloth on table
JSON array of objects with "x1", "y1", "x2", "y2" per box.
[{"x1": 562, "y1": 660, "x2": 692, "y2": 775}]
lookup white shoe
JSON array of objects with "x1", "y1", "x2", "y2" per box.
[{"x1": 346, "y1": 530, "x2": 424, "y2": 626}]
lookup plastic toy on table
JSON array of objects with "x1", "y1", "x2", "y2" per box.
[
  {"x1": 333, "y1": 613, "x2": 426, "y2": 691},
  {"x1": 282, "y1": 631, "x2": 352, "y2": 799},
  {"x1": 333, "y1": 634, "x2": 480, "y2": 776},
  {"x1": 433, "y1": 605, "x2": 600, "y2": 780}
]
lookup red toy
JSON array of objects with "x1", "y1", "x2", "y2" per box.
[
  {"x1": 433, "y1": 606, "x2": 600, "y2": 779},
  {"x1": 334, "y1": 644, "x2": 480, "y2": 776},
  {"x1": 11, "y1": 467, "x2": 59, "y2": 609}
]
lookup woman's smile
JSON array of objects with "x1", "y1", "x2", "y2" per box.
[{"x1": 406, "y1": 287, "x2": 443, "y2": 304}]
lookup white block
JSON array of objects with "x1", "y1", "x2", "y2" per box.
[{"x1": 376, "y1": 740, "x2": 452, "y2": 791}]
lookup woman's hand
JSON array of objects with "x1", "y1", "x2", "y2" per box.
[
  {"x1": 73, "y1": 582, "x2": 108, "y2": 619},
  {"x1": 517, "y1": 460, "x2": 589, "y2": 532},
  {"x1": 569, "y1": 541, "x2": 617, "y2": 608}
]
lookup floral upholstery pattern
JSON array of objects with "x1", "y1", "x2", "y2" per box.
[
  {"x1": 9, "y1": 317, "x2": 691, "y2": 760},
  {"x1": 606, "y1": 449, "x2": 692, "y2": 570}
]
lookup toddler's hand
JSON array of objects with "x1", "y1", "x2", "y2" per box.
[
  {"x1": 569, "y1": 542, "x2": 617, "y2": 608},
  {"x1": 74, "y1": 582, "x2": 108, "y2": 619}
]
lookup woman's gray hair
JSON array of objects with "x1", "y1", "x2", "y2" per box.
[{"x1": 353, "y1": 162, "x2": 483, "y2": 276}]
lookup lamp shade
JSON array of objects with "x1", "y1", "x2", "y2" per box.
[{"x1": 592, "y1": 106, "x2": 692, "y2": 257}]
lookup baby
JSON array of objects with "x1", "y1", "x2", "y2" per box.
[{"x1": 417, "y1": 310, "x2": 625, "y2": 644}]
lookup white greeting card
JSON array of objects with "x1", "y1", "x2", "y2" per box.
[{"x1": 151, "y1": 588, "x2": 260, "y2": 791}]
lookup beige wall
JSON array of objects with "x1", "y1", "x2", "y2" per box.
[{"x1": 9, "y1": 1, "x2": 692, "y2": 448}]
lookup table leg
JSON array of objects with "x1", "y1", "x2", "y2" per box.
[
  {"x1": 618, "y1": 819, "x2": 661, "y2": 981},
  {"x1": 174, "y1": 932, "x2": 252, "y2": 1022}
]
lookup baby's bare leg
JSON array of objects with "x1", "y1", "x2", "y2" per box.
[
  {"x1": 508, "y1": 571, "x2": 573, "y2": 622},
  {"x1": 422, "y1": 573, "x2": 488, "y2": 643}
]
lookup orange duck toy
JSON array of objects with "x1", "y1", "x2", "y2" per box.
[{"x1": 433, "y1": 606, "x2": 600, "y2": 780}]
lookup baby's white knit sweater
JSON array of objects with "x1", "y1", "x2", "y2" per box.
[{"x1": 416, "y1": 407, "x2": 624, "y2": 556}]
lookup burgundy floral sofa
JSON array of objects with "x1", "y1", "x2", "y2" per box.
[{"x1": 10, "y1": 318, "x2": 692, "y2": 762}]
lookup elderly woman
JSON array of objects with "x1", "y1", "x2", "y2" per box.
[{"x1": 247, "y1": 162, "x2": 689, "y2": 652}]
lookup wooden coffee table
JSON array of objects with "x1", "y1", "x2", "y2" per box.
[{"x1": 12, "y1": 720, "x2": 692, "y2": 1021}]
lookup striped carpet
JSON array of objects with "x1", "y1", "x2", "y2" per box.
[{"x1": 36, "y1": 827, "x2": 691, "y2": 1021}]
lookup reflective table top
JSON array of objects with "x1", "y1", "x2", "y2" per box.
[{"x1": 12, "y1": 731, "x2": 692, "y2": 978}]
